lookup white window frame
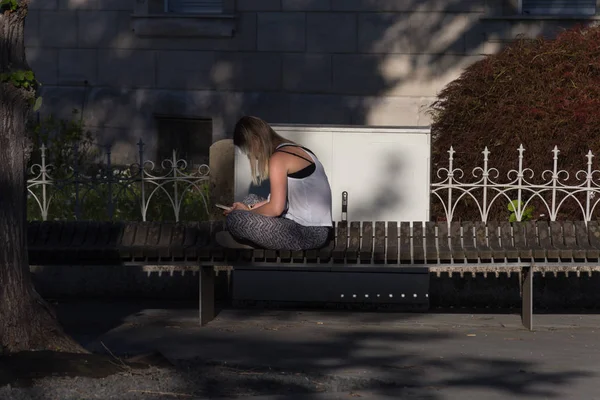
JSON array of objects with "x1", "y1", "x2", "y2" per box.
[
  {"x1": 519, "y1": 0, "x2": 597, "y2": 16},
  {"x1": 164, "y1": 0, "x2": 223, "y2": 14}
]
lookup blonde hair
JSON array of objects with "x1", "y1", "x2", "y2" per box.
[{"x1": 233, "y1": 116, "x2": 291, "y2": 185}]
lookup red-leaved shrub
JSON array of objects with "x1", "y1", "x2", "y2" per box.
[{"x1": 429, "y1": 24, "x2": 600, "y2": 221}]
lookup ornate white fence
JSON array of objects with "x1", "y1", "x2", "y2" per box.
[
  {"x1": 27, "y1": 140, "x2": 210, "y2": 222},
  {"x1": 431, "y1": 145, "x2": 600, "y2": 224}
]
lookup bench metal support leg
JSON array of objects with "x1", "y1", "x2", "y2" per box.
[
  {"x1": 521, "y1": 265, "x2": 533, "y2": 331},
  {"x1": 199, "y1": 265, "x2": 215, "y2": 326}
]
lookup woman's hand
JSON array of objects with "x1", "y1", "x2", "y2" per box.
[{"x1": 223, "y1": 202, "x2": 250, "y2": 216}]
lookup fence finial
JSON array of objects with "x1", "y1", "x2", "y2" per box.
[{"x1": 482, "y1": 146, "x2": 490, "y2": 162}]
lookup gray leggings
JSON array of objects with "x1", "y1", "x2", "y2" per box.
[{"x1": 226, "y1": 195, "x2": 331, "y2": 251}]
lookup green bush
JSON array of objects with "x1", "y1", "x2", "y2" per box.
[
  {"x1": 429, "y1": 24, "x2": 600, "y2": 221},
  {"x1": 27, "y1": 112, "x2": 210, "y2": 222}
]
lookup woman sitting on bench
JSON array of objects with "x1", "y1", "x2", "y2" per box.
[{"x1": 216, "y1": 116, "x2": 333, "y2": 251}]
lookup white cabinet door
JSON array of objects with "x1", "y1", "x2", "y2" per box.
[{"x1": 329, "y1": 129, "x2": 430, "y2": 222}]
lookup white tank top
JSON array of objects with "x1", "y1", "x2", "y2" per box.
[{"x1": 275, "y1": 143, "x2": 333, "y2": 227}]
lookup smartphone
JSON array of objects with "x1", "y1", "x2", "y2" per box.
[{"x1": 216, "y1": 203, "x2": 232, "y2": 211}]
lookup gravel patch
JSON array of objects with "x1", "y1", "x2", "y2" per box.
[{"x1": 0, "y1": 357, "x2": 405, "y2": 400}]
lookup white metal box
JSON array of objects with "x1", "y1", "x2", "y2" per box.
[{"x1": 234, "y1": 125, "x2": 431, "y2": 222}]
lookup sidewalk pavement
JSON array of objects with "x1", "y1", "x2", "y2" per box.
[{"x1": 57, "y1": 301, "x2": 600, "y2": 399}]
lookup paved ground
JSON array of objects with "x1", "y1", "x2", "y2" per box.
[
  {"x1": 69, "y1": 302, "x2": 600, "y2": 398},
  {"x1": 4, "y1": 301, "x2": 600, "y2": 399}
]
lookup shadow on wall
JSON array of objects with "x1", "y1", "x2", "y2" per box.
[
  {"x1": 347, "y1": 155, "x2": 407, "y2": 221},
  {"x1": 23, "y1": 0, "x2": 569, "y2": 156}
]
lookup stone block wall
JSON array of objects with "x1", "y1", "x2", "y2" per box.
[{"x1": 24, "y1": 0, "x2": 590, "y2": 161}]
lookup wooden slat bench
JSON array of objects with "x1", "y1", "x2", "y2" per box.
[{"x1": 27, "y1": 219, "x2": 600, "y2": 331}]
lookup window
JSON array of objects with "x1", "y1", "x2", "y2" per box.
[
  {"x1": 521, "y1": 0, "x2": 596, "y2": 16},
  {"x1": 165, "y1": 0, "x2": 223, "y2": 14},
  {"x1": 132, "y1": 0, "x2": 235, "y2": 38},
  {"x1": 146, "y1": 0, "x2": 223, "y2": 14},
  {"x1": 155, "y1": 115, "x2": 213, "y2": 168}
]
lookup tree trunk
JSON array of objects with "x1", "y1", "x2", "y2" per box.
[{"x1": 0, "y1": 1, "x2": 84, "y2": 354}]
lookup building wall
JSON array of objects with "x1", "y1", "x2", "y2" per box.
[{"x1": 24, "y1": 0, "x2": 590, "y2": 161}]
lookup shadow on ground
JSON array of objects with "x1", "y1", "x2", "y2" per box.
[{"x1": 1, "y1": 302, "x2": 591, "y2": 400}]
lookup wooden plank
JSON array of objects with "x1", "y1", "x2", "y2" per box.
[
  {"x1": 318, "y1": 222, "x2": 335, "y2": 263},
  {"x1": 265, "y1": 248, "x2": 278, "y2": 262},
  {"x1": 587, "y1": 221, "x2": 600, "y2": 258},
  {"x1": 360, "y1": 221, "x2": 373, "y2": 264},
  {"x1": 197, "y1": 221, "x2": 214, "y2": 262},
  {"x1": 253, "y1": 248, "x2": 266, "y2": 262},
  {"x1": 575, "y1": 220, "x2": 597, "y2": 260},
  {"x1": 209, "y1": 221, "x2": 225, "y2": 262},
  {"x1": 58, "y1": 221, "x2": 76, "y2": 249},
  {"x1": 373, "y1": 221, "x2": 386, "y2": 263},
  {"x1": 332, "y1": 221, "x2": 348, "y2": 263},
  {"x1": 157, "y1": 222, "x2": 174, "y2": 260},
  {"x1": 145, "y1": 223, "x2": 162, "y2": 260},
  {"x1": 437, "y1": 222, "x2": 452, "y2": 262},
  {"x1": 81, "y1": 222, "x2": 103, "y2": 261},
  {"x1": 78, "y1": 221, "x2": 97, "y2": 250},
  {"x1": 588, "y1": 220, "x2": 600, "y2": 248},
  {"x1": 462, "y1": 221, "x2": 477, "y2": 262},
  {"x1": 291, "y1": 249, "x2": 305, "y2": 263},
  {"x1": 487, "y1": 221, "x2": 504, "y2": 260},
  {"x1": 170, "y1": 224, "x2": 186, "y2": 260},
  {"x1": 71, "y1": 221, "x2": 88, "y2": 247},
  {"x1": 45, "y1": 221, "x2": 63, "y2": 248},
  {"x1": 104, "y1": 222, "x2": 123, "y2": 263},
  {"x1": 82, "y1": 222, "x2": 100, "y2": 247},
  {"x1": 409, "y1": 222, "x2": 423, "y2": 264},
  {"x1": 27, "y1": 221, "x2": 40, "y2": 248},
  {"x1": 241, "y1": 246, "x2": 254, "y2": 262},
  {"x1": 346, "y1": 222, "x2": 361, "y2": 264},
  {"x1": 550, "y1": 221, "x2": 571, "y2": 261},
  {"x1": 512, "y1": 222, "x2": 532, "y2": 259},
  {"x1": 37, "y1": 222, "x2": 60, "y2": 263},
  {"x1": 563, "y1": 221, "x2": 583, "y2": 260},
  {"x1": 524, "y1": 221, "x2": 542, "y2": 260},
  {"x1": 132, "y1": 222, "x2": 150, "y2": 260},
  {"x1": 119, "y1": 222, "x2": 136, "y2": 261},
  {"x1": 107, "y1": 222, "x2": 123, "y2": 247},
  {"x1": 425, "y1": 222, "x2": 438, "y2": 263},
  {"x1": 450, "y1": 221, "x2": 465, "y2": 262},
  {"x1": 474, "y1": 221, "x2": 491, "y2": 261},
  {"x1": 95, "y1": 223, "x2": 111, "y2": 249},
  {"x1": 388, "y1": 222, "x2": 400, "y2": 264},
  {"x1": 35, "y1": 221, "x2": 53, "y2": 248},
  {"x1": 183, "y1": 222, "x2": 200, "y2": 261},
  {"x1": 500, "y1": 222, "x2": 519, "y2": 260},
  {"x1": 536, "y1": 221, "x2": 554, "y2": 260},
  {"x1": 304, "y1": 249, "x2": 319, "y2": 264},
  {"x1": 279, "y1": 248, "x2": 292, "y2": 263},
  {"x1": 26, "y1": 222, "x2": 40, "y2": 264},
  {"x1": 304, "y1": 248, "x2": 317, "y2": 263},
  {"x1": 50, "y1": 221, "x2": 74, "y2": 262}
]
